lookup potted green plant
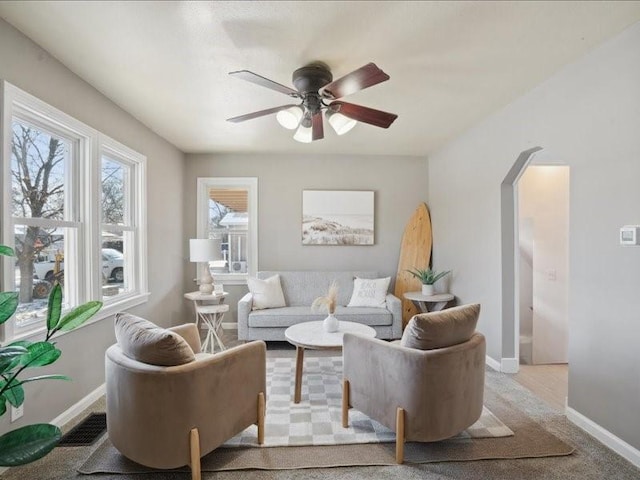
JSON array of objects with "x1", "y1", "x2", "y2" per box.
[
  {"x1": 407, "y1": 268, "x2": 451, "y2": 296},
  {"x1": 0, "y1": 245, "x2": 102, "y2": 466}
]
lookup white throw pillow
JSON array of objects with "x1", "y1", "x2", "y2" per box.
[
  {"x1": 347, "y1": 277, "x2": 391, "y2": 308},
  {"x1": 247, "y1": 274, "x2": 286, "y2": 310}
]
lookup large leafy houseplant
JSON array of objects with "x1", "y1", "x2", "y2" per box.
[{"x1": 0, "y1": 245, "x2": 102, "y2": 466}]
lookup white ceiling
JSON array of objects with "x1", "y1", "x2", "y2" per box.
[{"x1": 1, "y1": 1, "x2": 640, "y2": 156}]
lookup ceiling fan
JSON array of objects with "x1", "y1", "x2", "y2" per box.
[{"x1": 226, "y1": 62, "x2": 398, "y2": 143}]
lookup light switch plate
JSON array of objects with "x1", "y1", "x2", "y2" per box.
[
  {"x1": 11, "y1": 404, "x2": 24, "y2": 422},
  {"x1": 620, "y1": 225, "x2": 640, "y2": 245}
]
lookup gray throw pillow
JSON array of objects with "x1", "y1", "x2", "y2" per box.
[
  {"x1": 115, "y1": 313, "x2": 196, "y2": 366},
  {"x1": 400, "y1": 303, "x2": 480, "y2": 350}
]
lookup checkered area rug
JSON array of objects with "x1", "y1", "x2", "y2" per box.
[{"x1": 223, "y1": 356, "x2": 513, "y2": 448}]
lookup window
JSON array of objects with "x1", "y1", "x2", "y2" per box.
[
  {"x1": 10, "y1": 118, "x2": 77, "y2": 329},
  {"x1": 100, "y1": 142, "x2": 145, "y2": 302},
  {"x1": 196, "y1": 178, "x2": 257, "y2": 284},
  {"x1": 1, "y1": 82, "x2": 148, "y2": 340}
]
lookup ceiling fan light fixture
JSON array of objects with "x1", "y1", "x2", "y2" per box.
[
  {"x1": 327, "y1": 110, "x2": 357, "y2": 136},
  {"x1": 293, "y1": 122, "x2": 313, "y2": 143},
  {"x1": 276, "y1": 106, "x2": 304, "y2": 130}
]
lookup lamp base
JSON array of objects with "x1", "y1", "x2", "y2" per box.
[{"x1": 199, "y1": 263, "x2": 214, "y2": 294}]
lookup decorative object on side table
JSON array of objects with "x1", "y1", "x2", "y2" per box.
[
  {"x1": 407, "y1": 267, "x2": 451, "y2": 295},
  {"x1": 0, "y1": 244, "x2": 103, "y2": 466},
  {"x1": 312, "y1": 281, "x2": 339, "y2": 332},
  {"x1": 189, "y1": 238, "x2": 221, "y2": 294}
]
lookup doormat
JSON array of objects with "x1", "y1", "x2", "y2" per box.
[{"x1": 58, "y1": 412, "x2": 107, "y2": 447}]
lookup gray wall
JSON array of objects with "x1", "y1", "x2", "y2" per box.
[
  {"x1": 428, "y1": 22, "x2": 640, "y2": 449},
  {"x1": 184, "y1": 153, "x2": 428, "y2": 320},
  {"x1": 0, "y1": 19, "x2": 186, "y2": 434}
]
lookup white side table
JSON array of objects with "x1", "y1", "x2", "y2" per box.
[
  {"x1": 184, "y1": 291, "x2": 229, "y2": 353},
  {"x1": 403, "y1": 292, "x2": 454, "y2": 313}
]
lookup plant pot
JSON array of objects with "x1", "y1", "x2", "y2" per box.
[
  {"x1": 323, "y1": 313, "x2": 339, "y2": 333},
  {"x1": 422, "y1": 284, "x2": 435, "y2": 296}
]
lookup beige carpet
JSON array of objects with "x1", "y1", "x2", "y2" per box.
[{"x1": 79, "y1": 365, "x2": 573, "y2": 473}]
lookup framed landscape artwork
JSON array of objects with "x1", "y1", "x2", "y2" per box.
[{"x1": 302, "y1": 190, "x2": 374, "y2": 245}]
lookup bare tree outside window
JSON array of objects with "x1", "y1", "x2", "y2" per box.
[
  {"x1": 209, "y1": 200, "x2": 230, "y2": 230},
  {"x1": 11, "y1": 122, "x2": 66, "y2": 303},
  {"x1": 101, "y1": 157, "x2": 125, "y2": 225}
]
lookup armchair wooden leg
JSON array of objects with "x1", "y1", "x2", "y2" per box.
[
  {"x1": 257, "y1": 392, "x2": 265, "y2": 445},
  {"x1": 189, "y1": 428, "x2": 201, "y2": 480},
  {"x1": 342, "y1": 379, "x2": 350, "y2": 428},
  {"x1": 395, "y1": 407, "x2": 405, "y2": 464}
]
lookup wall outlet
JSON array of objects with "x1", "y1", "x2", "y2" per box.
[{"x1": 11, "y1": 404, "x2": 24, "y2": 422}]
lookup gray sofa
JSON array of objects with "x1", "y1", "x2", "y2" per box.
[{"x1": 238, "y1": 271, "x2": 402, "y2": 341}]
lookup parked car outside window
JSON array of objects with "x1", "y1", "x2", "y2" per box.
[
  {"x1": 33, "y1": 248, "x2": 124, "y2": 285},
  {"x1": 101, "y1": 248, "x2": 124, "y2": 283}
]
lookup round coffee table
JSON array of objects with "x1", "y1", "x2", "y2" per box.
[{"x1": 284, "y1": 320, "x2": 376, "y2": 403}]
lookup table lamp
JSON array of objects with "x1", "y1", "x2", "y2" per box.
[{"x1": 190, "y1": 238, "x2": 218, "y2": 294}]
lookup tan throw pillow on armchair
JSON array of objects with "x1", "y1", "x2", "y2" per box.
[
  {"x1": 400, "y1": 303, "x2": 480, "y2": 350},
  {"x1": 115, "y1": 313, "x2": 196, "y2": 366}
]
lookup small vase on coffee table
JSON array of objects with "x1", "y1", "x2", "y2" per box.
[{"x1": 323, "y1": 313, "x2": 339, "y2": 332}]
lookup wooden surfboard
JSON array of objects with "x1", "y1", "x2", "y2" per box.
[{"x1": 394, "y1": 203, "x2": 432, "y2": 328}]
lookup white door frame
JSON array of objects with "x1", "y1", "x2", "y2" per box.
[
  {"x1": 501, "y1": 147, "x2": 570, "y2": 372},
  {"x1": 500, "y1": 147, "x2": 542, "y2": 373}
]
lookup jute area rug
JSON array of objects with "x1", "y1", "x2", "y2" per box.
[{"x1": 79, "y1": 356, "x2": 573, "y2": 474}]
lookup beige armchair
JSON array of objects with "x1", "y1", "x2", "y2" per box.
[
  {"x1": 342, "y1": 304, "x2": 486, "y2": 463},
  {"x1": 105, "y1": 320, "x2": 266, "y2": 480}
]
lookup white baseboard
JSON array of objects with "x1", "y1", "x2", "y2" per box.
[
  {"x1": 566, "y1": 406, "x2": 640, "y2": 469},
  {"x1": 485, "y1": 355, "x2": 501, "y2": 371},
  {"x1": 50, "y1": 383, "x2": 106, "y2": 428},
  {"x1": 222, "y1": 322, "x2": 238, "y2": 330},
  {"x1": 501, "y1": 357, "x2": 519, "y2": 373},
  {"x1": 485, "y1": 355, "x2": 519, "y2": 373}
]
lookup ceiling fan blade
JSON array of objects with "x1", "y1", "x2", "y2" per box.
[
  {"x1": 226, "y1": 104, "x2": 299, "y2": 123},
  {"x1": 229, "y1": 70, "x2": 301, "y2": 97},
  {"x1": 311, "y1": 112, "x2": 324, "y2": 141},
  {"x1": 321, "y1": 63, "x2": 390, "y2": 100},
  {"x1": 329, "y1": 101, "x2": 398, "y2": 129}
]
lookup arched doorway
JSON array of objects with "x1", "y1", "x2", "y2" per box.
[{"x1": 501, "y1": 147, "x2": 570, "y2": 400}]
